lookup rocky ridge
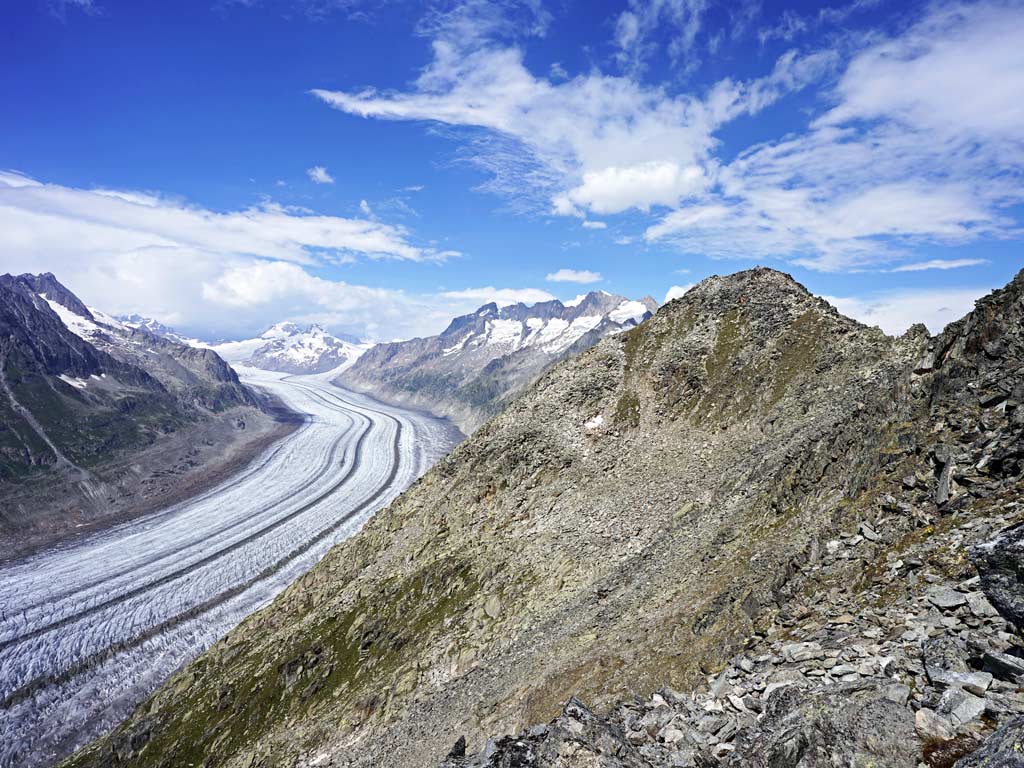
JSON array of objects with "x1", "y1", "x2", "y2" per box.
[
  {"x1": 338, "y1": 291, "x2": 656, "y2": 433},
  {"x1": 441, "y1": 268, "x2": 1024, "y2": 766},
  {"x1": 63, "y1": 267, "x2": 1024, "y2": 768}
]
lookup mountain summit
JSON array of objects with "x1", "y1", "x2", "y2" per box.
[
  {"x1": 338, "y1": 290, "x2": 657, "y2": 433},
  {"x1": 210, "y1": 323, "x2": 371, "y2": 375},
  {"x1": 63, "y1": 267, "x2": 1024, "y2": 768}
]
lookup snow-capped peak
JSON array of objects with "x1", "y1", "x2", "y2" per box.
[
  {"x1": 209, "y1": 322, "x2": 372, "y2": 375},
  {"x1": 437, "y1": 290, "x2": 656, "y2": 358}
]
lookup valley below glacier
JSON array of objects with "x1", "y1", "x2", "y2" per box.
[{"x1": 0, "y1": 370, "x2": 461, "y2": 768}]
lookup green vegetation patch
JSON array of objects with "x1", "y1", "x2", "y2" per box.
[{"x1": 81, "y1": 558, "x2": 479, "y2": 768}]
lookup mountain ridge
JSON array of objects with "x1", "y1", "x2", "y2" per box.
[
  {"x1": 338, "y1": 290, "x2": 658, "y2": 433},
  {"x1": 62, "y1": 266, "x2": 1024, "y2": 768}
]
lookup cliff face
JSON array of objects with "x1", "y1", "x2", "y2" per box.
[{"x1": 64, "y1": 268, "x2": 1024, "y2": 768}]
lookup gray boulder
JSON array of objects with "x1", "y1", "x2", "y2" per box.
[
  {"x1": 972, "y1": 523, "x2": 1024, "y2": 632},
  {"x1": 724, "y1": 684, "x2": 918, "y2": 768},
  {"x1": 955, "y1": 715, "x2": 1024, "y2": 767}
]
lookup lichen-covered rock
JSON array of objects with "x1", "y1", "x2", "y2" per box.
[
  {"x1": 726, "y1": 684, "x2": 918, "y2": 768},
  {"x1": 955, "y1": 716, "x2": 1024, "y2": 768},
  {"x1": 973, "y1": 523, "x2": 1024, "y2": 633}
]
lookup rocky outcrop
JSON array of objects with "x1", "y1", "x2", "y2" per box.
[
  {"x1": 441, "y1": 269, "x2": 1024, "y2": 768},
  {"x1": 337, "y1": 291, "x2": 656, "y2": 433},
  {"x1": 63, "y1": 267, "x2": 1024, "y2": 768},
  {"x1": 954, "y1": 716, "x2": 1024, "y2": 767},
  {"x1": 973, "y1": 524, "x2": 1024, "y2": 633}
]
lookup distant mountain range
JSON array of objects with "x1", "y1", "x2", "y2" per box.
[
  {"x1": 206, "y1": 322, "x2": 372, "y2": 375},
  {"x1": 118, "y1": 291, "x2": 659, "y2": 431},
  {"x1": 337, "y1": 290, "x2": 657, "y2": 433},
  {"x1": 118, "y1": 318, "x2": 372, "y2": 376}
]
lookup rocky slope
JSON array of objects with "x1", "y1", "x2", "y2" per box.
[
  {"x1": 337, "y1": 291, "x2": 656, "y2": 433},
  {"x1": 63, "y1": 267, "x2": 1024, "y2": 768},
  {"x1": 0, "y1": 273, "x2": 287, "y2": 556},
  {"x1": 209, "y1": 322, "x2": 371, "y2": 375}
]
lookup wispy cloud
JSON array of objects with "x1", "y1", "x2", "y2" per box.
[
  {"x1": 0, "y1": 171, "x2": 487, "y2": 340},
  {"x1": 614, "y1": 0, "x2": 710, "y2": 78},
  {"x1": 545, "y1": 268, "x2": 603, "y2": 284},
  {"x1": 645, "y1": 1, "x2": 1024, "y2": 271},
  {"x1": 314, "y1": 0, "x2": 1024, "y2": 274},
  {"x1": 823, "y1": 287, "x2": 990, "y2": 335},
  {"x1": 307, "y1": 165, "x2": 335, "y2": 184},
  {"x1": 757, "y1": 0, "x2": 881, "y2": 45},
  {"x1": 890, "y1": 258, "x2": 988, "y2": 272},
  {"x1": 440, "y1": 285, "x2": 556, "y2": 306},
  {"x1": 0, "y1": 171, "x2": 436, "y2": 263},
  {"x1": 581, "y1": 220, "x2": 607, "y2": 230},
  {"x1": 314, "y1": 42, "x2": 833, "y2": 217},
  {"x1": 47, "y1": 0, "x2": 98, "y2": 21}
]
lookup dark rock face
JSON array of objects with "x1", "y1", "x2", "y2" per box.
[
  {"x1": 954, "y1": 716, "x2": 1024, "y2": 768},
  {"x1": 15, "y1": 272, "x2": 95, "y2": 320},
  {"x1": 727, "y1": 685, "x2": 918, "y2": 768},
  {"x1": 0, "y1": 274, "x2": 155, "y2": 386},
  {"x1": 441, "y1": 697, "x2": 651, "y2": 768},
  {"x1": 973, "y1": 523, "x2": 1024, "y2": 633},
  {"x1": 338, "y1": 291, "x2": 657, "y2": 433}
]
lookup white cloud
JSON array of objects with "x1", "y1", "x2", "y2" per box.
[
  {"x1": 645, "y1": 2, "x2": 1024, "y2": 271},
  {"x1": 313, "y1": 1, "x2": 1023, "y2": 274},
  {"x1": 0, "y1": 172, "x2": 484, "y2": 341},
  {"x1": 439, "y1": 286, "x2": 556, "y2": 306},
  {"x1": 555, "y1": 161, "x2": 706, "y2": 215},
  {"x1": 817, "y1": 3, "x2": 1024, "y2": 143},
  {"x1": 663, "y1": 283, "x2": 695, "y2": 303},
  {"x1": 359, "y1": 199, "x2": 374, "y2": 217},
  {"x1": 307, "y1": 165, "x2": 335, "y2": 184},
  {"x1": 613, "y1": 0, "x2": 711, "y2": 77},
  {"x1": 545, "y1": 268, "x2": 603, "y2": 284},
  {"x1": 581, "y1": 220, "x2": 607, "y2": 229},
  {"x1": 890, "y1": 258, "x2": 988, "y2": 273},
  {"x1": 313, "y1": 40, "x2": 831, "y2": 219},
  {"x1": 823, "y1": 287, "x2": 990, "y2": 335},
  {"x1": 0, "y1": 171, "x2": 437, "y2": 264}
]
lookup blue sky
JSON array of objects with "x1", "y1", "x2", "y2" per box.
[{"x1": 3, "y1": 0, "x2": 1022, "y2": 341}]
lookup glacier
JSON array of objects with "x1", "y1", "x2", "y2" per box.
[{"x1": 0, "y1": 370, "x2": 460, "y2": 768}]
